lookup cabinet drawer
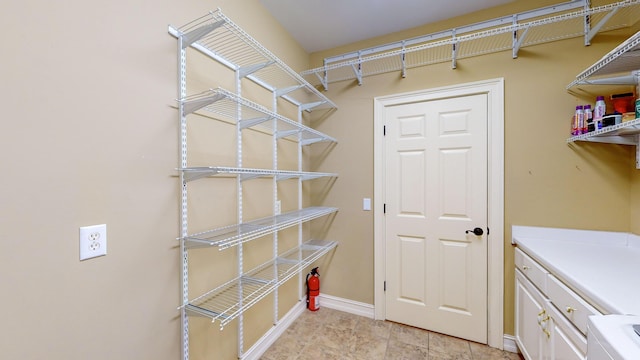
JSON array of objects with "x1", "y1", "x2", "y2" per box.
[
  {"x1": 515, "y1": 248, "x2": 548, "y2": 293},
  {"x1": 547, "y1": 275, "x2": 602, "y2": 335},
  {"x1": 547, "y1": 300, "x2": 587, "y2": 357}
]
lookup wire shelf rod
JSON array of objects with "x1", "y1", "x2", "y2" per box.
[{"x1": 179, "y1": 166, "x2": 337, "y2": 183}]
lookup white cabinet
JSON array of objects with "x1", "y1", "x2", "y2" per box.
[
  {"x1": 547, "y1": 303, "x2": 586, "y2": 360},
  {"x1": 515, "y1": 248, "x2": 594, "y2": 360},
  {"x1": 169, "y1": 9, "x2": 338, "y2": 360},
  {"x1": 515, "y1": 270, "x2": 551, "y2": 360}
]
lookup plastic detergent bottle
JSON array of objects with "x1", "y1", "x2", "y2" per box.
[
  {"x1": 583, "y1": 104, "x2": 592, "y2": 133},
  {"x1": 593, "y1": 96, "x2": 606, "y2": 130},
  {"x1": 572, "y1": 105, "x2": 583, "y2": 136}
]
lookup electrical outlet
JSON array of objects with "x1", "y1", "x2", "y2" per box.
[{"x1": 79, "y1": 224, "x2": 107, "y2": 261}]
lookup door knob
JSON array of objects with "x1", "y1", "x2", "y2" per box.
[{"x1": 465, "y1": 227, "x2": 484, "y2": 236}]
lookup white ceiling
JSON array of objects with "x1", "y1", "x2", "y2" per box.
[{"x1": 260, "y1": 0, "x2": 516, "y2": 53}]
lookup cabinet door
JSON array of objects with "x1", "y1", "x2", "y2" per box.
[{"x1": 515, "y1": 270, "x2": 550, "y2": 360}]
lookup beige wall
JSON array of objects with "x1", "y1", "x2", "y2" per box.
[
  {"x1": 0, "y1": 0, "x2": 308, "y2": 359},
  {"x1": 3, "y1": 0, "x2": 639, "y2": 359},
  {"x1": 309, "y1": 0, "x2": 638, "y2": 338}
]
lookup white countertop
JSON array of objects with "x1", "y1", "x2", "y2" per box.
[
  {"x1": 588, "y1": 315, "x2": 640, "y2": 360},
  {"x1": 512, "y1": 226, "x2": 640, "y2": 316}
]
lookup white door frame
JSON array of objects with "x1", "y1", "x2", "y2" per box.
[{"x1": 373, "y1": 78, "x2": 504, "y2": 349}]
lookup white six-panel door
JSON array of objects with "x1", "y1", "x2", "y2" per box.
[{"x1": 383, "y1": 92, "x2": 488, "y2": 343}]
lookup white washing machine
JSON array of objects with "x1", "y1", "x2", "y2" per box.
[{"x1": 588, "y1": 315, "x2": 640, "y2": 360}]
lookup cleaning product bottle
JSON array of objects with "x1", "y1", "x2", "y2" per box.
[
  {"x1": 594, "y1": 96, "x2": 606, "y2": 130},
  {"x1": 572, "y1": 105, "x2": 583, "y2": 136},
  {"x1": 583, "y1": 104, "x2": 592, "y2": 133}
]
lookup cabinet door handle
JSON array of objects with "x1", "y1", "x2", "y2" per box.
[
  {"x1": 537, "y1": 310, "x2": 549, "y2": 325},
  {"x1": 566, "y1": 306, "x2": 576, "y2": 314},
  {"x1": 543, "y1": 329, "x2": 551, "y2": 338},
  {"x1": 540, "y1": 318, "x2": 549, "y2": 330}
]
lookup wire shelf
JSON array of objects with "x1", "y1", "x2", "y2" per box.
[
  {"x1": 301, "y1": 0, "x2": 640, "y2": 88},
  {"x1": 180, "y1": 88, "x2": 337, "y2": 145},
  {"x1": 184, "y1": 239, "x2": 338, "y2": 328},
  {"x1": 183, "y1": 207, "x2": 338, "y2": 250},
  {"x1": 568, "y1": 30, "x2": 640, "y2": 88},
  {"x1": 180, "y1": 166, "x2": 337, "y2": 183},
  {"x1": 168, "y1": 9, "x2": 336, "y2": 112},
  {"x1": 567, "y1": 117, "x2": 640, "y2": 144}
]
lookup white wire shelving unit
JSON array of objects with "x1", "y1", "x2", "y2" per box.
[
  {"x1": 301, "y1": 0, "x2": 640, "y2": 90},
  {"x1": 566, "y1": 30, "x2": 640, "y2": 168},
  {"x1": 169, "y1": 8, "x2": 338, "y2": 360}
]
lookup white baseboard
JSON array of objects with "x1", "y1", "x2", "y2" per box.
[
  {"x1": 503, "y1": 334, "x2": 519, "y2": 353},
  {"x1": 317, "y1": 293, "x2": 375, "y2": 319},
  {"x1": 240, "y1": 301, "x2": 306, "y2": 360}
]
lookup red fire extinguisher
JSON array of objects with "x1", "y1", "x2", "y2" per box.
[{"x1": 306, "y1": 267, "x2": 320, "y2": 311}]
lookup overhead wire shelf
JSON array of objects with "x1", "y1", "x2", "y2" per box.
[
  {"x1": 168, "y1": 9, "x2": 336, "y2": 112},
  {"x1": 183, "y1": 207, "x2": 338, "y2": 250},
  {"x1": 301, "y1": 0, "x2": 640, "y2": 89},
  {"x1": 180, "y1": 88, "x2": 337, "y2": 145},
  {"x1": 184, "y1": 239, "x2": 338, "y2": 329},
  {"x1": 567, "y1": 29, "x2": 640, "y2": 88},
  {"x1": 179, "y1": 166, "x2": 337, "y2": 183}
]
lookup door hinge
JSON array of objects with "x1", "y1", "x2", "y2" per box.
[{"x1": 384, "y1": 281, "x2": 386, "y2": 292}]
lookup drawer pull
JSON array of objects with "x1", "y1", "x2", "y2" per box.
[{"x1": 566, "y1": 306, "x2": 576, "y2": 314}]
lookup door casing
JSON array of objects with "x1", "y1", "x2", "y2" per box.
[{"x1": 373, "y1": 78, "x2": 505, "y2": 349}]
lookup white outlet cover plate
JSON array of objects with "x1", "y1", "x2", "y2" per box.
[{"x1": 79, "y1": 224, "x2": 107, "y2": 261}]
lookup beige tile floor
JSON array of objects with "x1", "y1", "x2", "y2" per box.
[{"x1": 261, "y1": 307, "x2": 524, "y2": 360}]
